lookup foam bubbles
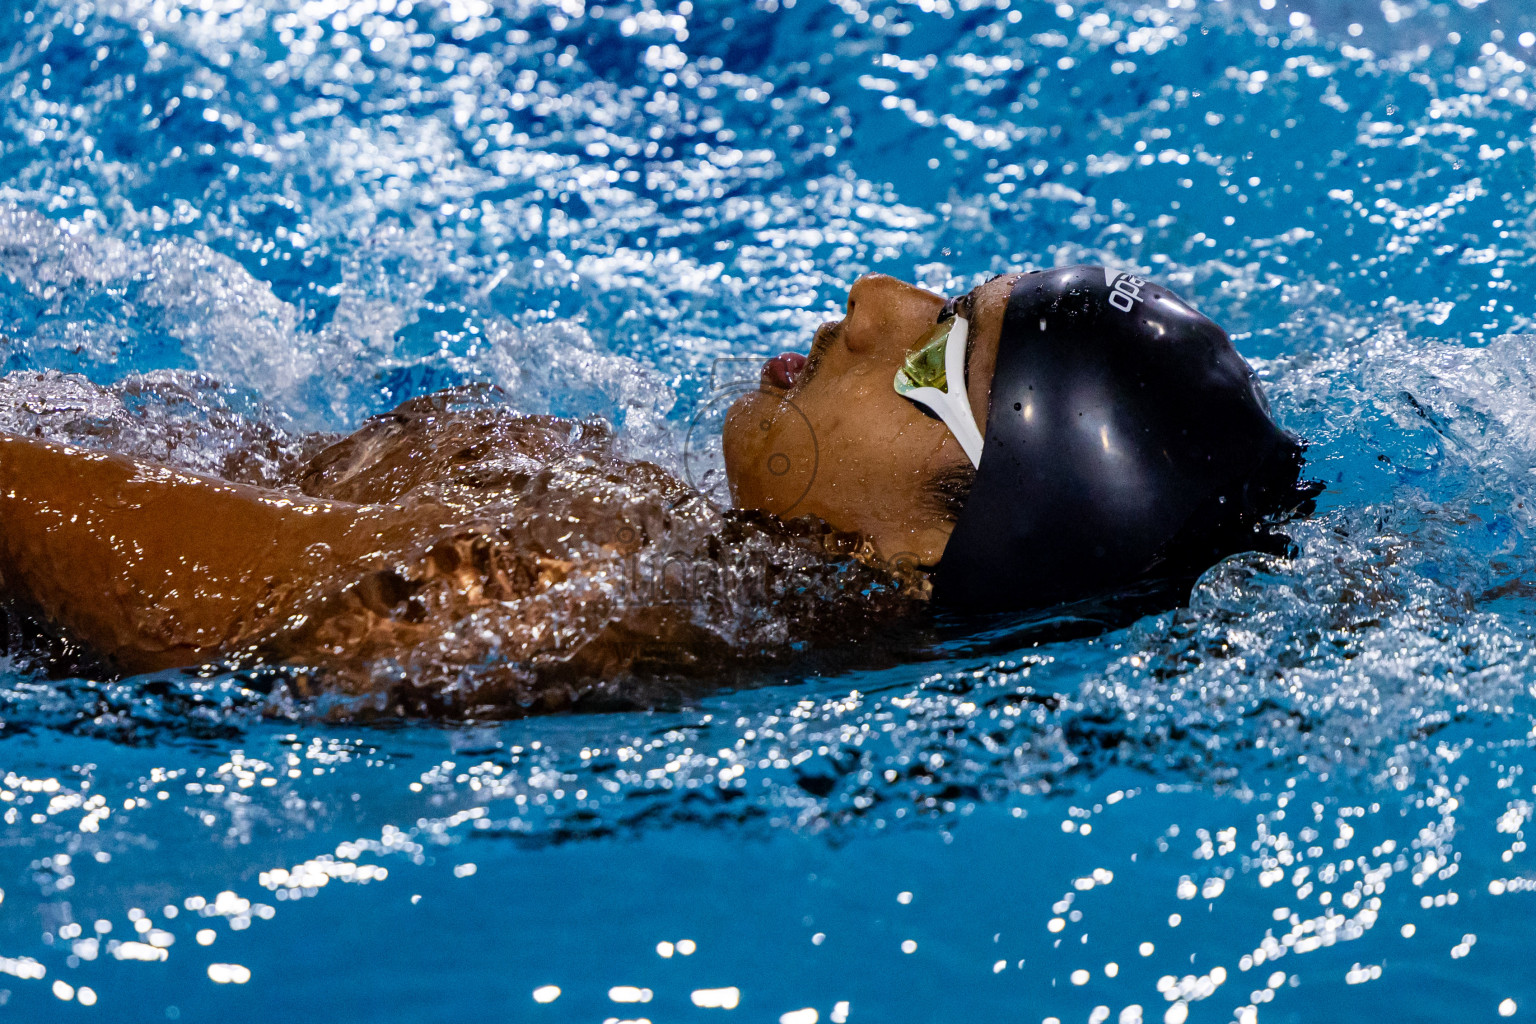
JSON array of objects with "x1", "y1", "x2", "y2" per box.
[{"x1": 0, "y1": 1, "x2": 1535, "y2": 1020}]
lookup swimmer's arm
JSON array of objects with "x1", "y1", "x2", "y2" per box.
[{"x1": 0, "y1": 432, "x2": 439, "y2": 674}]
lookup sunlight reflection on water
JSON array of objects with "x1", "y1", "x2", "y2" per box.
[{"x1": 4, "y1": 0, "x2": 1536, "y2": 1019}]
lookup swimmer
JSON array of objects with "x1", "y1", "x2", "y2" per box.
[{"x1": 0, "y1": 266, "x2": 1314, "y2": 714}]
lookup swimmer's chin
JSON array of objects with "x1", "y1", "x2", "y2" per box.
[
  {"x1": 719, "y1": 391, "x2": 761, "y2": 507},
  {"x1": 720, "y1": 387, "x2": 813, "y2": 513}
]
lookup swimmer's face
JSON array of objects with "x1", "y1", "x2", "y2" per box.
[{"x1": 722, "y1": 272, "x2": 1021, "y2": 566}]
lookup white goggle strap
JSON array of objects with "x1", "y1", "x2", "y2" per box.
[{"x1": 899, "y1": 315, "x2": 985, "y2": 469}]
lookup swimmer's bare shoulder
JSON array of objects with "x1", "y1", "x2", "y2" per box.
[
  {"x1": 0, "y1": 430, "x2": 455, "y2": 674},
  {"x1": 0, "y1": 388, "x2": 709, "y2": 693}
]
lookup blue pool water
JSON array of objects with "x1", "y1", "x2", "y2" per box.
[{"x1": 3, "y1": 0, "x2": 1536, "y2": 1020}]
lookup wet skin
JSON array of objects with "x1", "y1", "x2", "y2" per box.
[
  {"x1": 0, "y1": 272, "x2": 1018, "y2": 681},
  {"x1": 722, "y1": 271, "x2": 1023, "y2": 567},
  {"x1": 0, "y1": 432, "x2": 458, "y2": 673}
]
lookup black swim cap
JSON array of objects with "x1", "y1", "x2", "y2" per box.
[{"x1": 933, "y1": 265, "x2": 1310, "y2": 611}]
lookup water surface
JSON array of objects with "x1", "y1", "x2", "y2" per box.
[{"x1": 3, "y1": 0, "x2": 1536, "y2": 1021}]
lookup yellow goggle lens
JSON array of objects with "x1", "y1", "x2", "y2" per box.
[{"x1": 895, "y1": 320, "x2": 954, "y2": 395}]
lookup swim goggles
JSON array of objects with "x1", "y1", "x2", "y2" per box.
[{"x1": 893, "y1": 310, "x2": 985, "y2": 468}]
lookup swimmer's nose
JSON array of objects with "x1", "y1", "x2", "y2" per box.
[
  {"x1": 845, "y1": 273, "x2": 897, "y2": 319},
  {"x1": 843, "y1": 274, "x2": 946, "y2": 355},
  {"x1": 763, "y1": 352, "x2": 807, "y2": 389}
]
